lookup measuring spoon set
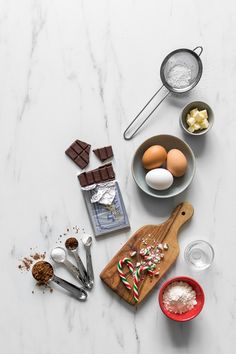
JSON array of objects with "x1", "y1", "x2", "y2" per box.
[{"x1": 32, "y1": 234, "x2": 94, "y2": 301}]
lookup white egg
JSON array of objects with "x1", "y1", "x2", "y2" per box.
[{"x1": 145, "y1": 168, "x2": 174, "y2": 190}]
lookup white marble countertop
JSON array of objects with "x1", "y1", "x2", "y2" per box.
[{"x1": 1, "y1": 0, "x2": 236, "y2": 353}]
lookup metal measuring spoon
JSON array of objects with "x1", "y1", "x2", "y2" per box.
[
  {"x1": 64, "y1": 237, "x2": 91, "y2": 289},
  {"x1": 50, "y1": 246, "x2": 87, "y2": 287},
  {"x1": 32, "y1": 261, "x2": 87, "y2": 301},
  {"x1": 82, "y1": 235, "x2": 94, "y2": 288}
]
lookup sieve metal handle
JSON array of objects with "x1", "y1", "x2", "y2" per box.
[
  {"x1": 193, "y1": 46, "x2": 203, "y2": 56},
  {"x1": 123, "y1": 85, "x2": 170, "y2": 140}
]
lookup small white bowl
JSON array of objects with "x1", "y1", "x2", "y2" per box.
[{"x1": 180, "y1": 101, "x2": 214, "y2": 136}]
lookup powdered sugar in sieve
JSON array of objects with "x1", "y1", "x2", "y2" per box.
[{"x1": 166, "y1": 64, "x2": 192, "y2": 89}]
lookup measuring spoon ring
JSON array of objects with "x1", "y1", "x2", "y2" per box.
[{"x1": 32, "y1": 261, "x2": 87, "y2": 301}]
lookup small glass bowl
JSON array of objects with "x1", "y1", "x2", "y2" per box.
[{"x1": 184, "y1": 240, "x2": 214, "y2": 270}]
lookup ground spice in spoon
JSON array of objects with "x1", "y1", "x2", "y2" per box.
[
  {"x1": 32, "y1": 261, "x2": 54, "y2": 284},
  {"x1": 65, "y1": 237, "x2": 78, "y2": 250}
]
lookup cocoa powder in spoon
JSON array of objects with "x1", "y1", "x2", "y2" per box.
[
  {"x1": 32, "y1": 261, "x2": 54, "y2": 284},
  {"x1": 65, "y1": 237, "x2": 78, "y2": 250}
]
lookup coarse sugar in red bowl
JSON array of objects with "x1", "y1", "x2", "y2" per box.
[{"x1": 158, "y1": 276, "x2": 205, "y2": 322}]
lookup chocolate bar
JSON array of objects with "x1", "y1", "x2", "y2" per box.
[
  {"x1": 65, "y1": 139, "x2": 91, "y2": 169},
  {"x1": 78, "y1": 163, "x2": 115, "y2": 187},
  {"x1": 93, "y1": 146, "x2": 113, "y2": 162}
]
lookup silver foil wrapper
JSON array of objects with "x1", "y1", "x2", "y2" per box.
[{"x1": 82, "y1": 181, "x2": 116, "y2": 206}]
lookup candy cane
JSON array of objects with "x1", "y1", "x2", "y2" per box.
[
  {"x1": 133, "y1": 265, "x2": 154, "y2": 303},
  {"x1": 117, "y1": 258, "x2": 134, "y2": 290},
  {"x1": 133, "y1": 267, "x2": 141, "y2": 303}
]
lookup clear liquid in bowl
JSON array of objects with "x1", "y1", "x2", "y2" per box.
[{"x1": 184, "y1": 240, "x2": 214, "y2": 270}]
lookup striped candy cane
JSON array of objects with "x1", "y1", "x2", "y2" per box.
[
  {"x1": 133, "y1": 267, "x2": 141, "y2": 303},
  {"x1": 133, "y1": 265, "x2": 156, "y2": 303},
  {"x1": 117, "y1": 258, "x2": 134, "y2": 290}
]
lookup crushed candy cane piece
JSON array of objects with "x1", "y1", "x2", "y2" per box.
[
  {"x1": 157, "y1": 243, "x2": 164, "y2": 251},
  {"x1": 163, "y1": 243, "x2": 169, "y2": 250},
  {"x1": 130, "y1": 251, "x2": 137, "y2": 257}
]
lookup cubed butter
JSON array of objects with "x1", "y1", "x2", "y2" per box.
[
  {"x1": 193, "y1": 123, "x2": 201, "y2": 130},
  {"x1": 187, "y1": 117, "x2": 195, "y2": 126},
  {"x1": 188, "y1": 126, "x2": 195, "y2": 133},
  {"x1": 200, "y1": 109, "x2": 208, "y2": 119},
  {"x1": 195, "y1": 112, "x2": 204, "y2": 123},
  {"x1": 200, "y1": 119, "x2": 209, "y2": 129},
  {"x1": 190, "y1": 108, "x2": 198, "y2": 116},
  {"x1": 186, "y1": 107, "x2": 209, "y2": 132}
]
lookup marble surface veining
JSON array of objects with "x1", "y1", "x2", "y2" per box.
[{"x1": 0, "y1": 0, "x2": 236, "y2": 353}]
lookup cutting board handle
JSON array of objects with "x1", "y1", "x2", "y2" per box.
[{"x1": 168, "y1": 202, "x2": 194, "y2": 235}]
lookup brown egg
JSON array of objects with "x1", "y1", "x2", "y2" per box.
[
  {"x1": 167, "y1": 149, "x2": 187, "y2": 177},
  {"x1": 142, "y1": 145, "x2": 167, "y2": 170}
]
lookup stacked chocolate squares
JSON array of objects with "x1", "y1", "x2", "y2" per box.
[{"x1": 65, "y1": 139, "x2": 113, "y2": 169}]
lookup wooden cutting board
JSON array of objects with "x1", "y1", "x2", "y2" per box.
[{"x1": 100, "y1": 202, "x2": 194, "y2": 306}]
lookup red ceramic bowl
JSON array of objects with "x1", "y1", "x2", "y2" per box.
[{"x1": 158, "y1": 276, "x2": 205, "y2": 322}]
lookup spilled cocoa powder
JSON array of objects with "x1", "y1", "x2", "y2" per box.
[
  {"x1": 31, "y1": 252, "x2": 46, "y2": 261},
  {"x1": 18, "y1": 257, "x2": 33, "y2": 271},
  {"x1": 33, "y1": 282, "x2": 53, "y2": 294},
  {"x1": 18, "y1": 252, "x2": 46, "y2": 272},
  {"x1": 65, "y1": 237, "x2": 78, "y2": 250}
]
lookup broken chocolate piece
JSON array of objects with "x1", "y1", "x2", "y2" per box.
[
  {"x1": 93, "y1": 146, "x2": 113, "y2": 162},
  {"x1": 65, "y1": 139, "x2": 91, "y2": 169},
  {"x1": 78, "y1": 163, "x2": 115, "y2": 187}
]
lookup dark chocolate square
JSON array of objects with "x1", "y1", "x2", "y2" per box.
[
  {"x1": 107, "y1": 165, "x2": 115, "y2": 179},
  {"x1": 71, "y1": 142, "x2": 83, "y2": 155},
  {"x1": 77, "y1": 140, "x2": 88, "y2": 150},
  {"x1": 93, "y1": 170, "x2": 102, "y2": 183},
  {"x1": 106, "y1": 146, "x2": 113, "y2": 158},
  {"x1": 100, "y1": 168, "x2": 109, "y2": 180},
  {"x1": 86, "y1": 172, "x2": 94, "y2": 185},
  {"x1": 74, "y1": 156, "x2": 87, "y2": 169},
  {"x1": 65, "y1": 147, "x2": 78, "y2": 160}
]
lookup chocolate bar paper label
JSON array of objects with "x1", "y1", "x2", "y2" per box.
[{"x1": 82, "y1": 182, "x2": 130, "y2": 236}]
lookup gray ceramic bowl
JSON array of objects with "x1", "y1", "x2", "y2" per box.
[
  {"x1": 132, "y1": 135, "x2": 196, "y2": 198},
  {"x1": 180, "y1": 101, "x2": 214, "y2": 136}
]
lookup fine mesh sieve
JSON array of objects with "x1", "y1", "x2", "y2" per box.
[
  {"x1": 123, "y1": 46, "x2": 203, "y2": 140},
  {"x1": 160, "y1": 48, "x2": 202, "y2": 93}
]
